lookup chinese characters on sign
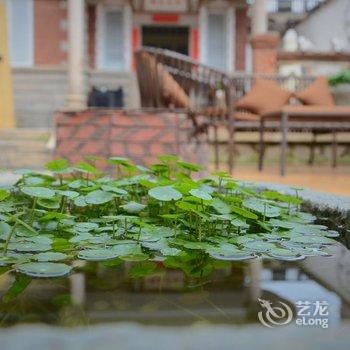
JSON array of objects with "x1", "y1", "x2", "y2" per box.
[
  {"x1": 144, "y1": 0, "x2": 188, "y2": 12},
  {"x1": 258, "y1": 298, "x2": 329, "y2": 328}
]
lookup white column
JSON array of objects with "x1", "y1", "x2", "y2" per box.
[
  {"x1": 67, "y1": 0, "x2": 87, "y2": 110},
  {"x1": 251, "y1": 0, "x2": 268, "y2": 35},
  {"x1": 198, "y1": 6, "x2": 207, "y2": 64}
]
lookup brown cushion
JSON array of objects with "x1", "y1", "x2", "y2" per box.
[
  {"x1": 235, "y1": 79, "x2": 292, "y2": 115},
  {"x1": 156, "y1": 61, "x2": 190, "y2": 109},
  {"x1": 201, "y1": 106, "x2": 227, "y2": 118},
  {"x1": 141, "y1": 52, "x2": 190, "y2": 109},
  {"x1": 296, "y1": 76, "x2": 335, "y2": 106},
  {"x1": 234, "y1": 112, "x2": 260, "y2": 121}
]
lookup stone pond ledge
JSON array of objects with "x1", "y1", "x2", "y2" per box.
[
  {"x1": 1, "y1": 322, "x2": 350, "y2": 350},
  {"x1": 253, "y1": 182, "x2": 350, "y2": 213}
]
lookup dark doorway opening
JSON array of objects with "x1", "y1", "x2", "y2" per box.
[{"x1": 142, "y1": 26, "x2": 189, "y2": 55}]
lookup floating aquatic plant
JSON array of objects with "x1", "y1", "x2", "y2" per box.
[{"x1": 0, "y1": 155, "x2": 339, "y2": 280}]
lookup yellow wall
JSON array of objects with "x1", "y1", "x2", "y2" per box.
[{"x1": 0, "y1": 0, "x2": 15, "y2": 128}]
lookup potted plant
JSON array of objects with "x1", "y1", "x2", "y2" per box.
[{"x1": 329, "y1": 69, "x2": 350, "y2": 105}]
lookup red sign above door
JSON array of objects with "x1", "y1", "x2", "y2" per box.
[{"x1": 152, "y1": 13, "x2": 179, "y2": 23}]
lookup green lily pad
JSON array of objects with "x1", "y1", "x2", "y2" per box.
[
  {"x1": 0, "y1": 203, "x2": 14, "y2": 213},
  {"x1": 160, "y1": 247, "x2": 182, "y2": 256},
  {"x1": 170, "y1": 238, "x2": 213, "y2": 250},
  {"x1": 108, "y1": 157, "x2": 132, "y2": 166},
  {"x1": 290, "y1": 235, "x2": 335, "y2": 245},
  {"x1": 37, "y1": 198, "x2": 60, "y2": 209},
  {"x1": 75, "y1": 162, "x2": 98, "y2": 174},
  {"x1": 242, "y1": 241, "x2": 276, "y2": 252},
  {"x1": 78, "y1": 249, "x2": 120, "y2": 261},
  {"x1": 206, "y1": 243, "x2": 240, "y2": 256},
  {"x1": 74, "y1": 222, "x2": 99, "y2": 232},
  {"x1": 121, "y1": 201, "x2": 146, "y2": 214},
  {"x1": 45, "y1": 159, "x2": 70, "y2": 173},
  {"x1": 231, "y1": 206, "x2": 258, "y2": 220},
  {"x1": 85, "y1": 190, "x2": 114, "y2": 205},
  {"x1": 21, "y1": 186, "x2": 55, "y2": 199},
  {"x1": 267, "y1": 247, "x2": 305, "y2": 261},
  {"x1": 101, "y1": 185, "x2": 128, "y2": 196},
  {"x1": 176, "y1": 161, "x2": 203, "y2": 172},
  {"x1": 0, "y1": 221, "x2": 11, "y2": 240},
  {"x1": 0, "y1": 189, "x2": 10, "y2": 201},
  {"x1": 69, "y1": 232, "x2": 93, "y2": 243},
  {"x1": 17, "y1": 262, "x2": 72, "y2": 278},
  {"x1": 209, "y1": 252, "x2": 256, "y2": 261},
  {"x1": 74, "y1": 196, "x2": 88, "y2": 207},
  {"x1": 211, "y1": 198, "x2": 230, "y2": 214},
  {"x1": 56, "y1": 190, "x2": 79, "y2": 199},
  {"x1": 148, "y1": 186, "x2": 182, "y2": 201},
  {"x1": 68, "y1": 179, "x2": 95, "y2": 189},
  {"x1": 111, "y1": 243, "x2": 141, "y2": 256},
  {"x1": 8, "y1": 242, "x2": 51, "y2": 252},
  {"x1": 34, "y1": 252, "x2": 68, "y2": 262},
  {"x1": 243, "y1": 198, "x2": 281, "y2": 218},
  {"x1": 26, "y1": 236, "x2": 53, "y2": 245},
  {"x1": 189, "y1": 189, "x2": 212, "y2": 201},
  {"x1": 268, "y1": 219, "x2": 295, "y2": 229},
  {"x1": 324, "y1": 230, "x2": 340, "y2": 238}
]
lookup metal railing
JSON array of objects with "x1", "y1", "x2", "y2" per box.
[
  {"x1": 247, "y1": 0, "x2": 326, "y2": 14},
  {"x1": 231, "y1": 72, "x2": 315, "y2": 102}
]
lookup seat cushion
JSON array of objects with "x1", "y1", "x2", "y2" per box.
[
  {"x1": 234, "y1": 112, "x2": 261, "y2": 121},
  {"x1": 201, "y1": 106, "x2": 227, "y2": 118},
  {"x1": 261, "y1": 105, "x2": 350, "y2": 122},
  {"x1": 235, "y1": 79, "x2": 292, "y2": 115},
  {"x1": 295, "y1": 76, "x2": 335, "y2": 106}
]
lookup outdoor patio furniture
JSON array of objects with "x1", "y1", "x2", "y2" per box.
[
  {"x1": 260, "y1": 105, "x2": 350, "y2": 175},
  {"x1": 135, "y1": 47, "x2": 350, "y2": 175},
  {"x1": 231, "y1": 74, "x2": 350, "y2": 175}
]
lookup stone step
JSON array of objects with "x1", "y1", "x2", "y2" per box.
[
  {"x1": 0, "y1": 128, "x2": 51, "y2": 140},
  {"x1": 0, "y1": 128, "x2": 53, "y2": 170}
]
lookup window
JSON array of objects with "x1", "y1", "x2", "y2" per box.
[
  {"x1": 97, "y1": 6, "x2": 126, "y2": 70},
  {"x1": 206, "y1": 13, "x2": 227, "y2": 70},
  {"x1": 6, "y1": 0, "x2": 33, "y2": 67}
]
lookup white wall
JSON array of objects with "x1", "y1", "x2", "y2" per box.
[{"x1": 296, "y1": 0, "x2": 350, "y2": 52}]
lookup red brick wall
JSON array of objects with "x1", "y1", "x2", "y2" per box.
[
  {"x1": 34, "y1": 0, "x2": 67, "y2": 66},
  {"x1": 235, "y1": 7, "x2": 248, "y2": 71},
  {"x1": 55, "y1": 110, "x2": 209, "y2": 168}
]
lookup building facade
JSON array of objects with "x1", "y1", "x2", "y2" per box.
[
  {"x1": 296, "y1": 0, "x2": 350, "y2": 52},
  {"x1": 6, "y1": 0, "x2": 249, "y2": 127}
]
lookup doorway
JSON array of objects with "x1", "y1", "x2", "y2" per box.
[{"x1": 142, "y1": 26, "x2": 189, "y2": 55}]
